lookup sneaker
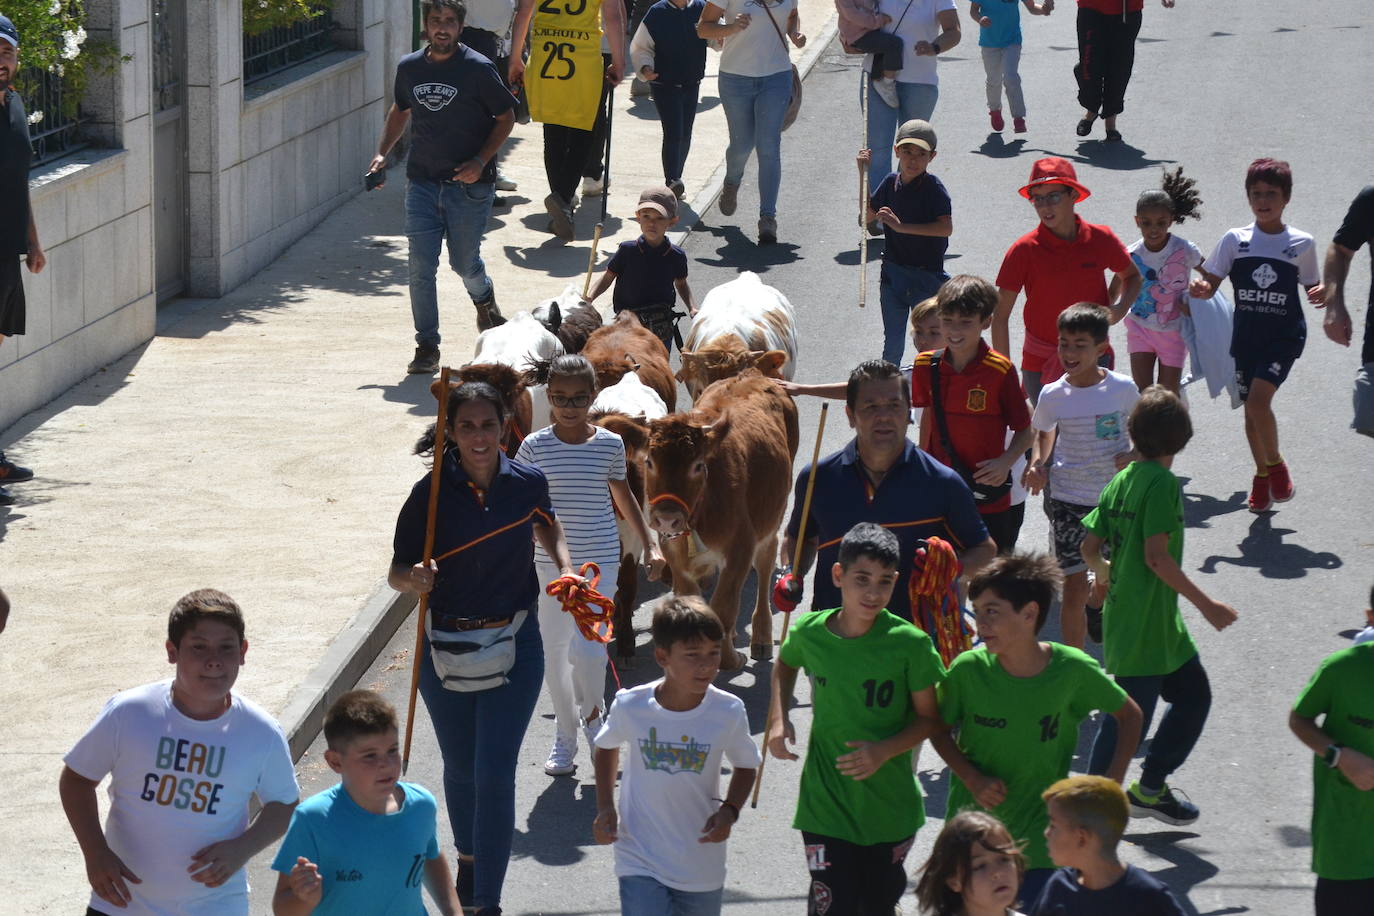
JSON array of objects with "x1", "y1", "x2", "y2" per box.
[
  {"x1": 580, "y1": 174, "x2": 605, "y2": 198},
  {"x1": 719, "y1": 181, "x2": 739, "y2": 217},
  {"x1": 1248, "y1": 474, "x2": 1273, "y2": 513},
  {"x1": 495, "y1": 171, "x2": 518, "y2": 192},
  {"x1": 0, "y1": 485, "x2": 14, "y2": 507},
  {"x1": 1269, "y1": 461, "x2": 1295, "y2": 502},
  {"x1": 1128, "y1": 781, "x2": 1199, "y2": 826},
  {"x1": 631, "y1": 78, "x2": 652, "y2": 98},
  {"x1": 758, "y1": 215, "x2": 778, "y2": 246},
  {"x1": 0, "y1": 452, "x2": 33, "y2": 483},
  {"x1": 407, "y1": 343, "x2": 440, "y2": 375},
  {"x1": 989, "y1": 109, "x2": 1005, "y2": 131},
  {"x1": 474, "y1": 294, "x2": 505, "y2": 332},
  {"x1": 545, "y1": 193, "x2": 575, "y2": 240},
  {"x1": 1085, "y1": 604, "x2": 1103, "y2": 643},
  {"x1": 873, "y1": 76, "x2": 899, "y2": 109},
  {"x1": 455, "y1": 861, "x2": 474, "y2": 909},
  {"x1": 1013, "y1": 116, "x2": 1027, "y2": 133},
  {"x1": 544, "y1": 733, "x2": 577, "y2": 776},
  {"x1": 667, "y1": 179, "x2": 685, "y2": 200}
]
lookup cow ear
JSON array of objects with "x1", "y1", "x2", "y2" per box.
[
  {"x1": 755, "y1": 350, "x2": 788, "y2": 377},
  {"x1": 546, "y1": 301, "x2": 562, "y2": 334},
  {"x1": 703, "y1": 413, "x2": 733, "y2": 449},
  {"x1": 598, "y1": 413, "x2": 649, "y2": 454}
]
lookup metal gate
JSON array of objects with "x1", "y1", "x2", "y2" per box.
[{"x1": 152, "y1": 0, "x2": 186, "y2": 302}]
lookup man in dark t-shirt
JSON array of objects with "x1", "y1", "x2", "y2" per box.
[
  {"x1": 367, "y1": 0, "x2": 517, "y2": 375},
  {"x1": 0, "y1": 15, "x2": 45, "y2": 501},
  {"x1": 1322, "y1": 184, "x2": 1374, "y2": 437}
]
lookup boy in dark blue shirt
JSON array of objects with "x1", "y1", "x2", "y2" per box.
[
  {"x1": 588, "y1": 186, "x2": 697, "y2": 353},
  {"x1": 858, "y1": 119, "x2": 953, "y2": 368},
  {"x1": 630, "y1": 0, "x2": 708, "y2": 198}
]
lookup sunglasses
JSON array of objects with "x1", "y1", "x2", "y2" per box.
[
  {"x1": 1028, "y1": 189, "x2": 1070, "y2": 208},
  {"x1": 549, "y1": 394, "x2": 592, "y2": 408}
]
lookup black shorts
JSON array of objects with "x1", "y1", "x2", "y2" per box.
[
  {"x1": 0, "y1": 256, "x2": 25, "y2": 337},
  {"x1": 982, "y1": 502, "x2": 1026, "y2": 556},
  {"x1": 1045, "y1": 496, "x2": 1095, "y2": 575},
  {"x1": 1234, "y1": 353, "x2": 1295, "y2": 401},
  {"x1": 1314, "y1": 875, "x2": 1374, "y2": 916},
  {"x1": 802, "y1": 830, "x2": 914, "y2": 915}
]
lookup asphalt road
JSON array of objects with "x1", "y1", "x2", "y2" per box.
[{"x1": 251, "y1": 3, "x2": 1373, "y2": 913}]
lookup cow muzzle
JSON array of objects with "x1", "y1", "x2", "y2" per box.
[{"x1": 648, "y1": 492, "x2": 693, "y2": 538}]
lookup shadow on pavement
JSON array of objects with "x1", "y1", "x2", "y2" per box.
[
  {"x1": 1199, "y1": 515, "x2": 1343, "y2": 579},
  {"x1": 357, "y1": 373, "x2": 444, "y2": 418},
  {"x1": 972, "y1": 134, "x2": 1043, "y2": 159},
  {"x1": 1069, "y1": 139, "x2": 1176, "y2": 171},
  {"x1": 1124, "y1": 829, "x2": 1230, "y2": 916},
  {"x1": 513, "y1": 777, "x2": 599, "y2": 865},
  {"x1": 833, "y1": 239, "x2": 884, "y2": 266},
  {"x1": 1276, "y1": 824, "x2": 1311, "y2": 848},
  {"x1": 693, "y1": 223, "x2": 803, "y2": 272},
  {"x1": 1180, "y1": 477, "x2": 1250, "y2": 528}
]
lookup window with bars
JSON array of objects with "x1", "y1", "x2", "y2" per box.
[
  {"x1": 20, "y1": 66, "x2": 88, "y2": 167},
  {"x1": 243, "y1": 8, "x2": 338, "y2": 86}
]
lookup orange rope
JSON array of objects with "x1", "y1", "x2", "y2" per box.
[
  {"x1": 545, "y1": 562, "x2": 618, "y2": 644},
  {"x1": 907, "y1": 536, "x2": 972, "y2": 666}
]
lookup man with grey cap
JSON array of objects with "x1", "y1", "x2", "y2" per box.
[
  {"x1": 587, "y1": 185, "x2": 697, "y2": 353},
  {"x1": 0, "y1": 13, "x2": 45, "y2": 504},
  {"x1": 858, "y1": 118, "x2": 951, "y2": 367}
]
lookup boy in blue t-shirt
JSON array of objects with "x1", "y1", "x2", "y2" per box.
[
  {"x1": 272, "y1": 691, "x2": 461, "y2": 916},
  {"x1": 970, "y1": 0, "x2": 1052, "y2": 133},
  {"x1": 1191, "y1": 157, "x2": 1324, "y2": 513},
  {"x1": 857, "y1": 119, "x2": 953, "y2": 368}
]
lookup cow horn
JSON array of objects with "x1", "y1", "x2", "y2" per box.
[{"x1": 622, "y1": 353, "x2": 642, "y2": 371}]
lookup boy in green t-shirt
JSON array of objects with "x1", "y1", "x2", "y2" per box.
[
  {"x1": 1288, "y1": 606, "x2": 1374, "y2": 915},
  {"x1": 931, "y1": 552, "x2": 1142, "y2": 907},
  {"x1": 767, "y1": 522, "x2": 946, "y2": 915},
  {"x1": 1081, "y1": 386, "x2": 1239, "y2": 827}
]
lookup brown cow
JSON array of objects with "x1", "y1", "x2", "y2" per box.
[
  {"x1": 677, "y1": 334, "x2": 788, "y2": 402},
  {"x1": 603, "y1": 370, "x2": 798, "y2": 669},
  {"x1": 582, "y1": 311, "x2": 677, "y2": 412}
]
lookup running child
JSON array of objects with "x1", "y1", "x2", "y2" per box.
[
  {"x1": 858, "y1": 119, "x2": 954, "y2": 368},
  {"x1": 59, "y1": 589, "x2": 300, "y2": 915},
  {"x1": 1116, "y1": 167, "x2": 1205, "y2": 394},
  {"x1": 1023, "y1": 304, "x2": 1140, "y2": 649},
  {"x1": 629, "y1": 0, "x2": 709, "y2": 198},
  {"x1": 914, "y1": 810, "x2": 1028, "y2": 916},
  {"x1": 912, "y1": 275, "x2": 1034, "y2": 554},
  {"x1": 1289, "y1": 610, "x2": 1374, "y2": 916},
  {"x1": 592, "y1": 597, "x2": 759, "y2": 915},
  {"x1": 1190, "y1": 158, "x2": 1324, "y2": 513},
  {"x1": 516, "y1": 354, "x2": 665, "y2": 777},
  {"x1": 767, "y1": 522, "x2": 946, "y2": 914},
  {"x1": 1033, "y1": 776, "x2": 1187, "y2": 914},
  {"x1": 271, "y1": 690, "x2": 462, "y2": 915},
  {"x1": 931, "y1": 553, "x2": 1142, "y2": 905},
  {"x1": 836, "y1": 0, "x2": 906, "y2": 108},
  {"x1": 1081, "y1": 386, "x2": 1238, "y2": 826},
  {"x1": 970, "y1": 0, "x2": 1052, "y2": 134},
  {"x1": 588, "y1": 185, "x2": 698, "y2": 353}
]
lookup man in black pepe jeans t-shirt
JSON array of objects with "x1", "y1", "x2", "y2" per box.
[
  {"x1": 368, "y1": 0, "x2": 516, "y2": 375},
  {"x1": 1322, "y1": 184, "x2": 1374, "y2": 437},
  {"x1": 0, "y1": 15, "x2": 46, "y2": 503}
]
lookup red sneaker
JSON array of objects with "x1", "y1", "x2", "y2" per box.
[
  {"x1": 990, "y1": 109, "x2": 1005, "y2": 131},
  {"x1": 1248, "y1": 475, "x2": 1273, "y2": 513},
  {"x1": 1269, "y1": 461, "x2": 1295, "y2": 502},
  {"x1": 1013, "y1": 117, "x2": 1027, "y2": 133}
]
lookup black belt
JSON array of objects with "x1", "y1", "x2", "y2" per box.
[{"x1": 431, "y1": 612, "x2": 514, "y2": 631}]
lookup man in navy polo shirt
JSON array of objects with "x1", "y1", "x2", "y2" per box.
[{"x1": 779, "y1": 360, "x2": 996, "y2": 622}]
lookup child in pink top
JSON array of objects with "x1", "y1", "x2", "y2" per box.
[{"x1": 836, "y1": 0, "x2": 905, "y2": 107}]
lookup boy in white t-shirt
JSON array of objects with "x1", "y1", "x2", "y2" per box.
[
  {"x1": 592, "y1": 596, "x2": 761, "y2": 915},
  {"x1": 59, "y1": 589, "x2": 300, "y2": 916},
  {"x1": 1024, "y1": 304, "x2": 1140, "y2": 651}
]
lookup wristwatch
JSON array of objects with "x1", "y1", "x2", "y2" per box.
[
  {"x1": 1323, "y1": 744, "x2": 1343, "y2": 768},
  {"x1": 931, "y1": 38, "x2": 941, "y2": 53}
]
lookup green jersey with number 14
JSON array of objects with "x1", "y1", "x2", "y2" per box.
[{"x1": 780, "y1": 608, "x2": 945, "y2": 846}]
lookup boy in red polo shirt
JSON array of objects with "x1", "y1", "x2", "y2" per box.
[
  {"x1": 993, "y1": 157, "x2": 1141, "y2": 403},
  {"x1": 912, "y1": 275, "x2": 1033, "y2": 555}
]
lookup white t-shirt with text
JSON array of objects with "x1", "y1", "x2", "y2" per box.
[
  {"x1": 65, "y1": 680, "x2": 300, "y2": 916},
  {"x1": 1032, "y1": 370, "x2": 1140, "y2": 506}
]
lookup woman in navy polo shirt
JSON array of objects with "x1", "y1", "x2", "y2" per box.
[{"x1": 390, "y1": 381, "x2": 581, "y2": 916}]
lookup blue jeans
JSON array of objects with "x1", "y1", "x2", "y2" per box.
[
  {"x1": 1088, "y1": 653, "x2": 1211, "y2": 789},
  {"x1": 405, "y1": 177, "x2": 496, "y2": 347},
  {"x1": 651, "y1": 80, "x2": 701, "y2": 183},
  {"x1": 865, "y1": 79, "x2": 939, "y2": 192},
  {"x1": 618, "y1": 875, "x2": 723, "y2": 916},
  {"x1": 718, "y1": 69, "x2": 793, "y2": 218},
  {"x1": 418, "y1": 612, "x2": 544, "y2": 909},
  {"x1": 879, "y1": 261, "x2": 948, "y2": 366}
]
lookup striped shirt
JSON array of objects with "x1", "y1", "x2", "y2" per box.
[{"x1": 516, "y1": 425, "x2": 627, "y2": 565}]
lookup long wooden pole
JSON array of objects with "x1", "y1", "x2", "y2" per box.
[
  {"x1": 402, "y1": 365, "x2": 452, "y2": 775},
  {"x1": 582, "y1": 78, "x2": 615, "y2": 299},
  {"x1": 858, "y1": 72, "x2": 869, "y2": 309},
  {"x1": 751, "y1": 401, "x2": 828, "y2": 808}
]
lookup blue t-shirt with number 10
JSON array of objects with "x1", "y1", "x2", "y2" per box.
[{"x1": 271, "y1": 781, "x2": 440, "y2": 915}]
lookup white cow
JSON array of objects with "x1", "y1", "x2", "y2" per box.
[
  {"x1": 678, "y1": 271, "x2": 799, "y2": 401},
  {"x1": 591, "y1": 370, "x2": 669, "y2": 421},
  {"x1": 469, "y1": 311, "x2": 563, "y2": 448}
]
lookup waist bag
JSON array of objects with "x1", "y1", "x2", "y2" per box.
[{"x1": 428, "y1": 611, "x2": 527, "y2": 692}]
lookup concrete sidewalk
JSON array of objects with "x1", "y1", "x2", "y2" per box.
[{"x1": 0, "y1": 7, "x2": 836, "y2": 912}]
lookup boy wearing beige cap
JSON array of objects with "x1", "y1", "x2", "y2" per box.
[
  {"x1": 588, "y1": 185, "x2": 698, "y2": 353},
  {"x1": 857, "y1": 119, "x2": 953, "y2": 368}
]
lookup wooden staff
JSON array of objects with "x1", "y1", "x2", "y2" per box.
[
  {"x1": 751, "y1": 401, "x2": 828, "y2": 808},
  {"x1": 858, "y1": 72, "x2": 869, "y2": 309},
  {"x1": 582, "y1": 78, "x2": 616, "y2": 299},
  {"x1": 402, "y1": 365, "x2": 452, "y2": 775}
]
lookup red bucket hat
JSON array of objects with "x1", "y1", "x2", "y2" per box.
[{"x1": 1018, "y1": 156, "x2": 1091, "y2": 203}]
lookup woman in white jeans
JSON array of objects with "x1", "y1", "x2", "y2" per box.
[{"x1": 515, "y1": 355, "x2": 665, "y2": 776}]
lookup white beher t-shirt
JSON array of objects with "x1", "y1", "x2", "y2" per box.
[
  {"x1": 594, "y1": 681, "x2": 762, "y2": 891},
  {"x1": 515, "y1": 425, "x2": 627, "y2": 566},
  {"x1": 1032, "y1": 370, "x2": 1141, "y2": 507},
  {"x1": 714, "y1": 0, "x2": 798, "y2": 77},
  {"x1": 65, "y1": 680, "x2": 300, "y2": 916},
  {"x1": 875, "y1": 0, "x2": 955, "y2": 85}
]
